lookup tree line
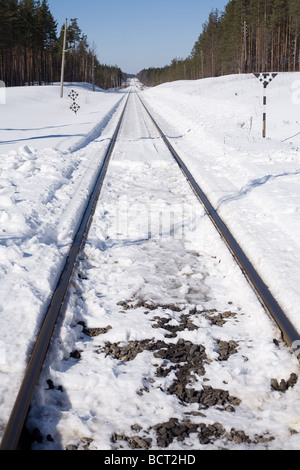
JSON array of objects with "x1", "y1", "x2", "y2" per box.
[
  {"x1": 137, "y1": 0, "x2": 300, "y2": 86},
  {"x1": 0, "y1": 0, "x2": 124, "y2": 88}
]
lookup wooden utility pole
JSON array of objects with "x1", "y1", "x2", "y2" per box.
[
  {"x1": 60, "y1": 19, "x2": 68, "y2": 98},
  {"x1": 92, "y1": 42, "x2": 96, "y2": 92},
  {"x1": 244, "y1": 21, "x2": 248, "y2": 73},
  {"x1": 92, "y1": 53, "x2": 95, "y2": 91}
]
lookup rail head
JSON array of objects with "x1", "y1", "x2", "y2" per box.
[
  {"x1": 2, "y1": 88, "x2": 299, "y2": 450},
  {"x1": 0, "y1": 92, "x2": 130, "y2": 451},
  {"x1": 136, "y1": 91, "x2": 300, "y2": 351}
]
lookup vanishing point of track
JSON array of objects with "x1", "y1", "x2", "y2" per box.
[{"x1": 1, "y1": 87, "x2": 299, "y2": 450}]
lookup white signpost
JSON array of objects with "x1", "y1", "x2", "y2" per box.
[
  {"x1": 0, "y1": 80, "x2": 5, "y2": 105},
  {"x1": 254, "y1": 73, "x2": 278, "y2": 138}
]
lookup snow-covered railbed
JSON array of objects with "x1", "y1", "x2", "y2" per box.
[
  {"x1": 0, "y1": 83, "x2": 127, "y2": 442},
  {"x1": 25, "y1": 91, "x2": 300, "y2": 450},
  {"x1": 141, "y1": 73, "x2": 300, "y2": 334}
]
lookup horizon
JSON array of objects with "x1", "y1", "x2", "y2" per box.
[{"x1": 47, "y1": 0, "x2": 228, "y2": 75}]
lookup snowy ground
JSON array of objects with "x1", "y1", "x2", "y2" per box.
[
  {"x1": 1, "y1": 75, "x2": 300, "y2": 450},
  {"x1": 141, "y1": 73, "x2": 300, "y2": 331},
  {"x1": 0, "y1": 83, "x2": 127, "y2": 438}
]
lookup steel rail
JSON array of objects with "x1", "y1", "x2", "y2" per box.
[
  {"x1": 137, "y1": 92, "x2": 300, "y2": 351},
  {"x1": 0, "y1": 92, "x2": 130, "y2": 451}
]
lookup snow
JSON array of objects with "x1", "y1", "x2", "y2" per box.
[
  {"x1": 0, "y1": 82, "x2": 126, "y2": 435},
  {"x1": 141, "y1": 74, "x2": 300, "y2": 330},
  {"x1": 1, "y1": 74, "x2": 300, "y2": 450}
]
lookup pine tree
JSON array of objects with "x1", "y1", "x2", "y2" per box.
[
  {"x1": 218, "y1": 0, "x2": 245, "y2": 74},
  {"x1": 34, "y1": 0, "x2": 57, "y2": 84},
  {"x1": 289, "y1": 0, "x2": 300, "y2": 70},
  {"x1": 0, "y1": 0, "x2": 19, "y2": 85}
]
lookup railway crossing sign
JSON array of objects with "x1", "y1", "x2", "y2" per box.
[
  {"x1": 254, "y1": 73, "x2": 278, "y2": 88},
  {"x1": 70, "y1": 102, "x2": 80, "y2": 114},
  {"x1": 68, "y1": 89, "x2": 80, "y2": 114},
  {"x1": 254, "y1": 73, "x2": 278, "y2": 138}
]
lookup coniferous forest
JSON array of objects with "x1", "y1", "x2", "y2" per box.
[
  {"x1": 138, "y1": 0, "x2": 300, "y2": 86},
  {"x1": 0, "y1": 0, "x2": 124, "y2": 88},
  {"x1": 1, "y1": 0, "x2": 300, "y2": 89}
]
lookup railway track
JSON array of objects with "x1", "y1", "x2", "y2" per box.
[{"x1": 1, "y1": 84, "x2": 300, "y2": 451}]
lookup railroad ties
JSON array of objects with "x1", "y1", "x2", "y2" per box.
[{"x1": 1, "y1": 86, "x2": 299, "y2": 451}]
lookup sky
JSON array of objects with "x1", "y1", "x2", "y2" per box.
[{"x1": 47, "y1": 0, "x2": 229, "y2": 74}]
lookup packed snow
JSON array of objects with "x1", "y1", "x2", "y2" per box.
[
  {"x1": 1, "y1": 74, "x2": 300, "y2": 451},
  {"x1": 141, "y1": 73, "x2": 300, "y2": 330},
  {"x1": 0, "y1": 82, "x2": 127, "y2": 438}
]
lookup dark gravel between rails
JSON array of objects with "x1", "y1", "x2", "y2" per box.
[
  {"x1": 62, "y1": 302, "x2": 298, "y2": 450},
  {"x1": 29, "y1": 301, "x2": 298, "y2": 450}
]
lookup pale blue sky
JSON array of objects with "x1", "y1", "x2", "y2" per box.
[{"x1": 47, "y1": 0, "x2": 228, "y2": 74}]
